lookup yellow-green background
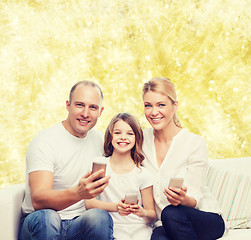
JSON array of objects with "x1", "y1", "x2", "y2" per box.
[{"x1": 0, "y1": 0, "x2": 250, "y2": 189}]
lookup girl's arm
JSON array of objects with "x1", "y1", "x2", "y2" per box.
[
  {"x1": 85, "y1": 198, "x2": 118, "y2": 212},
  {"x1": 130, "y1": 186, "x2": 156, "y2": 223},
  {"x1": 86, "y1": 198, "x2": 132, "y2": 216}
]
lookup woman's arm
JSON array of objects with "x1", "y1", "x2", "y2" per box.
[
  {"x1": 164, "y1": 137, "x2": 208, "y2": 208},
  {"x1": 130, "y1": 186, "x2": 156, "y2": 223}
]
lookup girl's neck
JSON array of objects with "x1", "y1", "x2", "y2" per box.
[{"x1": 110, "y1": 151, "x2": 135, "y2": 174}]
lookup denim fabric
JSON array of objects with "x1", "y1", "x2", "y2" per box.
[
  {"x1": 19, "y1": 208, "x2": 113, "y2": 240},
  {"x1": 151, "y1": 205, "x2": 225, "y2": 240}
]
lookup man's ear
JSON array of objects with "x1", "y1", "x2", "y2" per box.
[
  {"x1": 99, "y1": 106, "x2": 104, "y2": 116},
  {"x1": 66, "y1": 100, "x2": 70, "y2": 111}
]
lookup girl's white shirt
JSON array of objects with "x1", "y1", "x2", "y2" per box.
[{"x1": 92, "y1": 156, "x2": 153, "y2": 240}]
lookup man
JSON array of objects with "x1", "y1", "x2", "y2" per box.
[{"x1": 19, "y1": 81, "x2": 113, "y2": 240}]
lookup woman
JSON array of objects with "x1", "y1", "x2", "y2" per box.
[{"x1": 142, "y1": 77, "x2": 225, "y2": 240}]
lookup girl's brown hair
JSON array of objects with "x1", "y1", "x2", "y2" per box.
[
  {"x1": 104, "y1": 113, "x2": 144, "y2": 167},
  {"x1": 142, "y1": 77, "x2": 182, "y2": 128}
]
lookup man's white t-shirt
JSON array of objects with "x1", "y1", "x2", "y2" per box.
[{"x1": 21, "y1": 123, "x2": 104, "y2": 220}]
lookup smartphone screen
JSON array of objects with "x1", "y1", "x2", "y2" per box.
[
  {"x1": 124, "y1": 193, "x2": 138, "y2": 204},
  {"x1": 92, "y1": 162, "x2": 106, "y2": 181},
  {"x1": 168, "y1": 177, "x2": 184, "y2": 188}
]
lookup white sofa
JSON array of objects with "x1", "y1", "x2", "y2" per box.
[
  {"x1": 0, "y1": 158, "x2": 250, "y2": 240},
  {"x1": 206, "y1": 157, "x2": 251, "y2": 239}
]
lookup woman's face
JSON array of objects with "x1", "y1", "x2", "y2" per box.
[{"x1": 143, "y1": 91, "x2": 177, "y2": 131}]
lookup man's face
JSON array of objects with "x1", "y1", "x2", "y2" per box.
[{"x1": 64, "y1": 84, "x2": 104, "y2": 138}]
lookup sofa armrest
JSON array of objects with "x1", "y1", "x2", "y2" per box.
[
  {"x1": 0, "y1": 183, "x2": 25, "y2": 240},
  {"x1": 207, "y1": 158, "x2": 251, "y2": 229}
]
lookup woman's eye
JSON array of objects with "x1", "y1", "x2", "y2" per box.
[
  {"x1": 144, "y1": 104, "x2": 151, "y2": 108},
  {"x1": 159, "y1": 104, "x2": 165, "y2": 107}
]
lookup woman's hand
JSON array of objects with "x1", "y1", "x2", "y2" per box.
[
  {"x1": 117, "y1": 199, "x2": 131, "y2": 216},
  {"x1": 164, "y1": 186, "x2": 187, "y2": 206}
]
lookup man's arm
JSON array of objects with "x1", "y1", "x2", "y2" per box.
[{"x1": 30, "y1": 169, "x2": 110, "y2": 211}]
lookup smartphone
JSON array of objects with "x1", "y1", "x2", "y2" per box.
[
  {"x1": 124, "y1": 193, "x2": 138, "y2": 204},
  {"x1": 168, "y1": 177, "x2": 184, "y2": 188},
  {"x1": 92, "y1": 162, "x2": 107, "y2": 181}
]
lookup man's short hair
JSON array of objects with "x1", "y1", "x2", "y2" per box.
[{"x1": 69, "y1": 80, "x2": 104, "y2": 104}]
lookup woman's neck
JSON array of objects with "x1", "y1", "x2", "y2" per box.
[{"x1": 154, "y1": 123, "x2": 182, "y2": 143}]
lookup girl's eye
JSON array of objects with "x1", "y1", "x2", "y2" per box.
[
  {"x1": 159, "y1": 104, "x2": 165, "y2": 107},
  {"x1": 128, "y1": 132, "x2": 134, "y2": 135},
  {"x1": 113, "y1": 131, "x2": 120, "y2": 135}
]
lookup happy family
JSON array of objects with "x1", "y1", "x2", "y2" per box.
[{"x1": 18, "y1": 78, "x2": 226, "y2": 240}]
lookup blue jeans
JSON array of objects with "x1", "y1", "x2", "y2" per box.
[
  {"x1": 19, "y1": 208, "x2": 113, "y2": 240},
  {"x1": 151, "y1": 205, "x2": 225, "y2": 240}
]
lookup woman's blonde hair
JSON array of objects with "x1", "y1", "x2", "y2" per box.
[{"x1": 142, "y1": 77, "x2": 182, "y2": 128}]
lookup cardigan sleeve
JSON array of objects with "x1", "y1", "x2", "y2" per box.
[{"x1": 184, "y1": 137, "x2": 208, "y2": 207}]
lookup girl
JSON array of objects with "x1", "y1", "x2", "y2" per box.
[
  {"x1": 142, "y1": 77, "x2": 225, "y2": 240},
  {"x1": 85, "y1": 113, "x2": 156, "y2": 240}
]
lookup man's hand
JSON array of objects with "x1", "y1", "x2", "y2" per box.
[{"x1": 76, "y1": 169, "x2": 110, "y2": 199}]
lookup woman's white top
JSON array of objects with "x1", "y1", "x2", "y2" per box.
[
  {"x1": 94, "y1": 156, "x2": 153, "y2": 240},
  {"x1": 142, "y1": 128, "x2": 221, "y2": 221}
]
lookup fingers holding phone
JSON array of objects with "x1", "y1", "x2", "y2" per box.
[
  {"x1": 76, "y1": 162, "x2": 110, "y2": 199},
  {"x1": 77, "y1": 171, "x2": 109, "y2": 199},
  {"x1": 164, "y1": 177, "x2": 186, "y2": 206},
  {"x1": 118, "y1": 198, "x2": 131, "y2": 216}
]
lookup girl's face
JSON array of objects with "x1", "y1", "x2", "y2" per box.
[
  {"x1": 143, "y1": 91, "x2": 178, "y2": 131},
  {"x1": 112, "y1": 120, "x2": 136, "y2": 154}
]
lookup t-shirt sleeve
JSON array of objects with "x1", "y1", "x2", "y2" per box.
[
  {"x1": 139, "y1": 167, "x2": 154, "y2": 190},
  {"x1": 26, "y1": 135, "x2": 55, "y2": 174}
]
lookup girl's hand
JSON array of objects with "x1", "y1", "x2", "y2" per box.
[
  {"x1": 164, "y1": 186, "x2": 187, "y2": 206},
  {"x1": 117, "y1": 199, "x2": 131, "y2": 216},
  {"x1": 129, "y1": 204, "x2": 147, "y2": 218}
]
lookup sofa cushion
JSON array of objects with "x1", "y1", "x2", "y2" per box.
[
  {"x1": 219, "y1": 229, "x2": 251, "y2": 239},
  {"x1": 206, "y1": 158, "x2": 251, "y2": 229}
]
